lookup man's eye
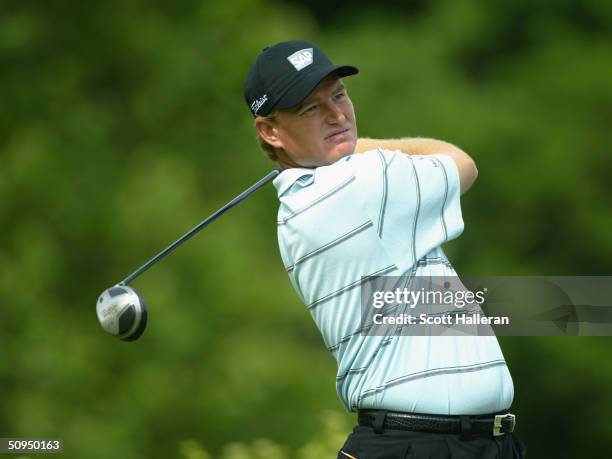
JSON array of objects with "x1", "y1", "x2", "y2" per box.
[
  {"x1": 301, "y1": 105, "x2": 317, "y2": 115},
  {"x1": 334, "y1": 92, "x2": 346, "y2": 100}
]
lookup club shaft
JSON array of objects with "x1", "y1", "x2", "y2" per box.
[{"x1": 120, "y1": 169, "x2": 280, "y2": 285}]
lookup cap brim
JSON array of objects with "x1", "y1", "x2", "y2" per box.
[{"x1": 274, "y1": 64, "x2": 359, "y2": 111}]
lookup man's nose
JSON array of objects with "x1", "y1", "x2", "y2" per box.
[{"x1": 324, "y1": 101, "x2": 346, "y2": 123}]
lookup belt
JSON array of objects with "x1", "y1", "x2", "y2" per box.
[{"x1": 358, "y1": 410, "x2": 516, "y2": 437}]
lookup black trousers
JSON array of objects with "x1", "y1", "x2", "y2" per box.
[{"x1": 337, "y1": 424, "x2": 527, "y2": 459}]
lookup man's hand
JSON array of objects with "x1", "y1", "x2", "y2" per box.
[{"x1": 354, "y1": 137, "x2": 478, "y2": 195}]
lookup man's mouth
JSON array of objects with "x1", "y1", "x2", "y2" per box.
[{"x1": 325, "y1": 128, "x2": 350, "y2": 140}]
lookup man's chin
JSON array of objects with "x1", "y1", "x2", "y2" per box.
[
  {"x1": 294, "y1": 143, "x2": 356, "y2": 168},
  {"x1": 328, "y1": 142, "x2": 356, "y2": 163}
]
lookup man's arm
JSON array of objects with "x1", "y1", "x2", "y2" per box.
[{"x1": 354, "y1": 137, "x2": 478, "y2": 195}]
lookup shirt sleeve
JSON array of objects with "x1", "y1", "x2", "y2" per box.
[{"x1": 348, "y1": 149, "x2": 464, "y2": 272}]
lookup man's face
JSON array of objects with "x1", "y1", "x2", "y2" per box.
[{"x1": 258, "y1": 74, "x2": 357, "y2": 168}]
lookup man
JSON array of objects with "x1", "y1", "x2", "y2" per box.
[{"x1": 244, "y1": 40, "x2": 526, "y2": 458}]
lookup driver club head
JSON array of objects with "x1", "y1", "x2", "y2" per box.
[
  {"x1": 96, "y1": 285, "x2": 148, "y2": 341},
  {"x1": 95, "y1": 171, "x2": 280, "y2": 342}
]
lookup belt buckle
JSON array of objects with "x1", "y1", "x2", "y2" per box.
[{"x1": 493, "y1": 414, "x2": 516, "y2": 436}]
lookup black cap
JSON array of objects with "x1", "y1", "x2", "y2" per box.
[{"x1": 243, "y1": 40, "x2": 359, "y2": 117}]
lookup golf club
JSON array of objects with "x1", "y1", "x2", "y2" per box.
[{"x1": 96, "y1": 169, "x2": 280, "y2": 341}]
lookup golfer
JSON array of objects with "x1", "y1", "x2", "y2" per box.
[{"x1": 244, "y1": 40, "x2": 526, "y2": 458}]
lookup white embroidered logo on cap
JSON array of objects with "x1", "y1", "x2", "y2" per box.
[
  {"x1": 251, "y1": 94, "x2": 268, "y2": 115},
  {"x1": 287, "y1": 48, "x2": 313, "y2": 71}
]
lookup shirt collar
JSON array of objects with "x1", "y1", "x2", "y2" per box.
[{"x1": 273, "y1": 167, "x2": 315, "y2": 197}]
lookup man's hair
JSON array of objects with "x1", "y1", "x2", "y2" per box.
[{"x1": 255, "y1": 112, "x2": 279, "y2": 162}]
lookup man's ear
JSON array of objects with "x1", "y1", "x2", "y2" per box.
[{"x1": 255, "y1": 117, "x2": 284, "y2": 149}]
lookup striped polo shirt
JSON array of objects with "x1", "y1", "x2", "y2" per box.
[{"x1": 273, "y1": 149, "x2": 514, "y2": 414}]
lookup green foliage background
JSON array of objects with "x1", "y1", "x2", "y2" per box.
[{"x1": 1, "y1": 0, "x2": 610, "y2": 457}]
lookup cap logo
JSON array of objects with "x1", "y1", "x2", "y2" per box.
[
  {"x1": 287, "y1": 48, "x2": 313, "y2": 71},
  {"x1": 251, "y1": 94, "x2": 268, "y2": 115}
]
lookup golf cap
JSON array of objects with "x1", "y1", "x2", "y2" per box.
[{"x1": 243, "y1": 40, "x2": 359, "y2": 117}]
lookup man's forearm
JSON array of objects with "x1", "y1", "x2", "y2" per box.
[
  {"x1": 354, "y1": 137, "x2": 478, "y2": 195},
  {"x1": 355, "y1": 137, "x2": 464, "y2": 156}
]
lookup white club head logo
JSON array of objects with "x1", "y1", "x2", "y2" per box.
[{"x1": 287, "y1": 48, "x2": 313, "y2": 71}]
